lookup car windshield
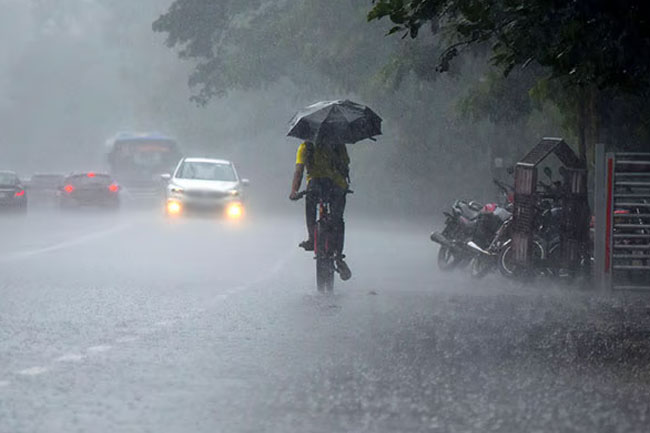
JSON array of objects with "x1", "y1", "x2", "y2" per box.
[
  {"x1": 66, "y1": 174, "x2": 113, "y2": 186},
  {"x1": 176, "y1": 161, "x2": 236, "y2": 181},
  {"x1": 0, "y1": 172, "x2": 18, "y2": 186}
]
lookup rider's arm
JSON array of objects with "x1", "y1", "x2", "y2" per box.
[{"x1": 290, "y1": 163, "x2": 304, "y2": 200}]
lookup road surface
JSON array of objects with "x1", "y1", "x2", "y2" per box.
[{"x1": 1, "y1": 208, "x2": 649, "y2": 432}]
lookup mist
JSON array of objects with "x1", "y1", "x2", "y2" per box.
[
  {"x1": 0, "y1": 0, "x2": 564, "y2": 217},
  {"x1": 1, "y1": 1, "x2": 649, "y2": 433}
]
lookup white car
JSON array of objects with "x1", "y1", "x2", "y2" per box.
[{"x1": 163, "y1": 157, "x2": 249, "y2": 218}]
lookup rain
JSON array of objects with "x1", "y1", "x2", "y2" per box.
[{"x1": 1, "y1": 1, "x2": 649, "y2": 432}]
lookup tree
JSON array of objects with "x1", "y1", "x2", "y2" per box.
[
  {"x1": 368, "y1": 0, "x2": 650, "y2": 158},
  {"x1": 369, "y1": 0, "x2": 650, "y2": 90},
  {"x1": 152, "y1": 0, "x2": 408, "y2": 104}
]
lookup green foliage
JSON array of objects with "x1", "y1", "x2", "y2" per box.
[
  {"x1": 368, "y1": 0, "x2": 650, "y2": 93},
  {"x1": 154, "y1": 0, "x2": 409, "y2": 103},
  {"x1": 459, "y1": 67, "x2": 542, "y2": 124}
]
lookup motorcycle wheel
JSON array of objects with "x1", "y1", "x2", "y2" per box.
[
  {"x1": 437, "y1": 246, "x2": 462, "y2": 271},
  {"x1": 470, "y1": 256, "x2": 492, "y2": 279}
]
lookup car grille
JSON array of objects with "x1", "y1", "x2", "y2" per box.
[{"x1": 184, "y1": 190, "x2": 228, "y2": 199}]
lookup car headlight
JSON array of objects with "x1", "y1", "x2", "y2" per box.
[
  {"x1": 228, "y1": 189, "x2": 239, "y2": 196},
  {"x1": 167, "y1": 200, "x2": 182, "y2": 215},
  {"x1": 226, "y1": 202, "x2": 244, "y2": 219}
]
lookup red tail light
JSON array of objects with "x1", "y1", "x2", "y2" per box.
[
  {"x1": 64, "y1": 184, "x2": 75, "y2": 193},
  {"x1": 108, "y1": 184, "x2": 119, "y2": 192},
  {"x1": 14, "y1": 190, "x2": 25, "y2": 197},
  {"x1": 87, "y1": 172, "x2": 96, "y2": 178}
]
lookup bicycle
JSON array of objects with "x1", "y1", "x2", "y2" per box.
[{"x1": 296, "y1": 188, "x2": 351, "y2": 292}]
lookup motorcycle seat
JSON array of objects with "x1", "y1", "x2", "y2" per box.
[{"x1": 455, "y1": 201, "x2": 482, "y2": 220}]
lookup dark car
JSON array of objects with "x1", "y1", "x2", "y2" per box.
[
  {"x1": 0, "y1": 171, "x2": 27, "y2": 214},
  {"x1": 27, "y1": 173, "x2": 65, "y2": 205},
  {"x1": 58, "y1": 172, "x2": 120, "y2": 210}
]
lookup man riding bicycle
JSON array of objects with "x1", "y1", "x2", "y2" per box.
[{"x1": 289, "y1": 139, "x2": 351, "y2": 279}]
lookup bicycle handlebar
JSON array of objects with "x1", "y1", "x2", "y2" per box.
[
  {"x1": 293, "y1": 189, "x2": 354, "y2": 201},
  {"x1": 294, "y1": 190, "x2": 308, "y2": 200}
]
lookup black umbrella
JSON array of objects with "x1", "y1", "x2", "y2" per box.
[{"x1": 287, "y1": 99, "x2": 382, "y2": 144}]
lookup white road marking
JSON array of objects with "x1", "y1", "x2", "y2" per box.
[
  {"x1": 17, "y1": 367, "x2": 49, "y2": 376},
  {"x1": 0, "y1": 223, "x2": 133, "y2": 263},
  {"x1": 198, "y1": 253, "x2": 295, "y2": 312},
  {"x1": 55, "y1": 353, "x2": 86, "y2": 362},
  {"x1": 153, "y1": 320, "x2": 174, "y2": 327},
  {"x1": 115, "y1": 335, "x2": 139, "y2": 343},
  {"x1": 2, "y1": 249, "x2": 294, "y2": 385},
  {"x1": 87, "y1": 345, "x2": 112, "y2": 353},
  {"x1": 249, "y1": 252, "x2": 296, "y2": 286}
]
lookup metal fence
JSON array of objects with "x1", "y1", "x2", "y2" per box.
[{"x1": 595, "y1": 149, "x2": 650, "y2": 291}]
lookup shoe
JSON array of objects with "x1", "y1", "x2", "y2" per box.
[
  {"x1": 299, "y1": 239, "x2": 314, "y2": 251},
  {"x1": 336, "y1": 258, "x2": 352, "y2": 281}
]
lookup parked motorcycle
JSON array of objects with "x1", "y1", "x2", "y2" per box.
[
  {"x1": 465, "y1": 180, "x2": 514, "y2": 278},
  {"x1": 496, "y1": 200, "x2": 560, "y2": 279},
  {"x1": 430, "y1": 199, "x2": 483, "y2": 271}
]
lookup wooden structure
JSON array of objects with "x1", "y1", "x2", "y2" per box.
[{"x1": 512, "y1": 138, "x2": 589, "y2": 270}]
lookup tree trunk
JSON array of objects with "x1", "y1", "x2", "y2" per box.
[
  {"x1": 587, "y1": 85, "x2": 599, "y2": 168},
  {"x1": 577, "y1": 85, "x2": 600, "y2": 166},
  {"x1": 577, "y1": 89, "x2": 587, "y2": 163}
]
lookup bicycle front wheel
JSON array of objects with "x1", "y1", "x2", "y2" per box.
[{"x1": 315, "y1": 221, "x2": 334, "y2": 292}]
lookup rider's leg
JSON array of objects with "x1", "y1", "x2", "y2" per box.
[
  {"x1": 330, "y1": 188, "x2": 351, "y2": 280},
  {"x1": 330, "y1": 188, "x2": 346, "y2": 257},
  {"x1": 300, "y1": 181, "x2": 317, "y2": 251}
]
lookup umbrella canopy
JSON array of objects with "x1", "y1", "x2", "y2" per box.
[{"x1": 287, "y1": 99, "x2": 382, "y2": 144}]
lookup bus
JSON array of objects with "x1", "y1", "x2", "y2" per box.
[{"x1": 106, "y1": 132, "x2": 182, "y2": 193}]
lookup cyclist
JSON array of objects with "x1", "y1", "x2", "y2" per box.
[{"x1": 289, "y1": 139, "x2": 351, "y2": 279}]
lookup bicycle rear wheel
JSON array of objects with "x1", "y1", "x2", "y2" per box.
[{"x1": 315, "y1": 221, "x2": 334, "y2": 292}]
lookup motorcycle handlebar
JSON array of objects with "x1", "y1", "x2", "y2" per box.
[{"x1": 494, "y1": 179, "x2": 512, "y2": 191}]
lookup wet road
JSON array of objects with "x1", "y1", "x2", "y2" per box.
[{"x1": 1, "y1": 208, "x2": 649, "y2": 432}]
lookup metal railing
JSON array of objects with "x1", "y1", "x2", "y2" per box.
[{"x1": 607, "y1": 153, "x2": 650, "y2": 290}]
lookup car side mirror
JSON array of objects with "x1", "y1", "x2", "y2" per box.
[
  {"x1": 160, "y1": 173, "x2": 171, "y2": 182},
  {"x1": 241, "y1": 178, "x2": 250, "y2": 186}
]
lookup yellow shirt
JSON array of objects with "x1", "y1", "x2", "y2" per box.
[{"x1": 296, "y1": 141, "x2": 349, "y2": 189}]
